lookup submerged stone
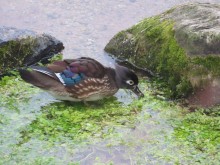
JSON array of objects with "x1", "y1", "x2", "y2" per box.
[
  {"x1": 0, "y1": 26, "x2": 64, "y2": 75},
  {"x1": 105, "y1": 3, "x2": 220, "y2": 107}
]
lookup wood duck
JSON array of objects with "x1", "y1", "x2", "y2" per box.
[{"x1": 19, "y1": 57, "x2": 144, "y2": 102}]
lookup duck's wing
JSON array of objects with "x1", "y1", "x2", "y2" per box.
[
  {"x1": 19, "y1": 57, "x2": 107, "y2": 90},
  {"x1": 65, "y1": 57, "x2": 106, "y2": 78},
  {"x1": 19, "y1": 66, "x2": 63, "y2": 90},
  {"x1": 46, "y1": 57, "x2": 106, "y2": 78}
]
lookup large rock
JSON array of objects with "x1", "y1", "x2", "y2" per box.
[
  {"x1": 0, "y1": 26, "x2": 64, "y2": 75},
  {"x1": 105, "y1": 3, "x2": 220, "y2": 107}
]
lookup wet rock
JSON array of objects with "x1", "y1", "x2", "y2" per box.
[
  {"x1": 163, "y1": 3, "x2": 220, "y2": 56},
  {"x1": 0, "y1": 26, "x2": 64, "y2": 75},
  {"x1": 188, "y1": 78, "x2": 220, "y2": 107},
  {"x1": 105, "y1": 3, "x2": 220, "y2": 107}
]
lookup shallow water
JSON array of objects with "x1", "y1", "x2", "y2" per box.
[
  {"x1": 1, "y1": 77, "x2": 219, "y2": 164},
  {"x1": 0, "y1": 0, "x2": 219, "y2": 65}
]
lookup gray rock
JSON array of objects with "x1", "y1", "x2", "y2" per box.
[
  {"x1": 162, "y1": 3, "x2": 220, "y2": 56},
  {"x1": 0, "y1": 26, "x2": 64, "y2": 74}
]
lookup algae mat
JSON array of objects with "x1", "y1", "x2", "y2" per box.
[{"x1": 0, "y1": 74, "x2": 219, "y2": 164}]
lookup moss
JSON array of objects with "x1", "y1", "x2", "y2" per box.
[
  {"x1": 0, "y1": 37, "x2": 36, "y2": 74},
  {"x1": 172, "y1": 110, "x2": 220, "y2": 151},
  {"x1": 21, "y1": 97, "x2": 142, "y2": 143},
  {"x1": 191, "y1": 56, "x2": 220, "y2": 76},
  {"x1": 0, "y1": 73, "x2": 40, "y2": 112},
  {"x1": 104, "y1": 31, "x2": 136, "y2": 60},
  {"x1": 48, "y1": 53, "x2": 63, "y2": 62},
  {"x1": 0, "y1": 74, "x2": 220, "y2": 164}
]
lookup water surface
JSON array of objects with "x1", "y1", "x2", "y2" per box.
[{"x1": 1, "y1": 0, "x2": 219, "y2": 65}]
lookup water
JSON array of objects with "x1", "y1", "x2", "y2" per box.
[{"x1": 1, "y1": 0, "x2": 219, "y2": 66}]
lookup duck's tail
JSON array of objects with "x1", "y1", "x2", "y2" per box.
[{"x1": 19, "y1": 66, "x2": 61, "y2": 90}]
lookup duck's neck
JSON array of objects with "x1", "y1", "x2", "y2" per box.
[{"x1": 106, "y1": 67, "x2": 120, "y2": 88}]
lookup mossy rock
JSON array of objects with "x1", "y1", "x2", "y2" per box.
[
  {"x1": 0, "y1": 26, "x2": 64, "y2": 75},
  {"x1": 105, "y1": 3, "x2": 220, "y2": 107}
]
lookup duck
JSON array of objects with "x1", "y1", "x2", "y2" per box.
[{"x1": 19, "y1": 57, "x2": 144, "y2": 102}]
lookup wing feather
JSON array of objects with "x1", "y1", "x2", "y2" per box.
[{"x1": 21, "y1": 57, "x2": 106, "y2": 88}]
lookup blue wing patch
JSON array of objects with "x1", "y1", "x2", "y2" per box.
[{"x1": 55, "y1": 69, "x2": 85, "y2": 86}]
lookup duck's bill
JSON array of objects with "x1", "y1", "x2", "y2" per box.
[{"x1": 132, "y1": 86, "x2": 144, "y2": 98}]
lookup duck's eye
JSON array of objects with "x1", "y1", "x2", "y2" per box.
[{"x1": 126, "y1": 80, "x2": 134, "y2": 86}]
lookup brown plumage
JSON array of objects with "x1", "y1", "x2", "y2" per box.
[{"x1": 19, "y1": 57, "x2": 144, "y2": 102}]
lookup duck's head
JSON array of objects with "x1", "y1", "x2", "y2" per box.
[{"x1": 115, "y1": 64, "x2": 144, "y2": 98}]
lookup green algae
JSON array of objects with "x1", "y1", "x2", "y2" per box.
[
  {"x1": 21, "y1": 97, "x2": 143, "y2": 143},
  {"x1": 47, "y1": 53, "x2": 63, "y2": 63},
  {"x1": 0, "y1": 74, "x2": 40, "y2": 112},
  {"x1": 173, "y1": 111, "x2": 220, "y2": 147},
  {"x1": 132, "y1": 17, "x2": 193, "y2": 98},
  {"x1": 191, "y1": 56, "x2": 220, "y2": 76},
  {"x1": 0, "y1": 74, "x2": 220, "y2": 164},
  {"x1": 0, "y1": 37, "x2": 35, "y2": 74}
]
